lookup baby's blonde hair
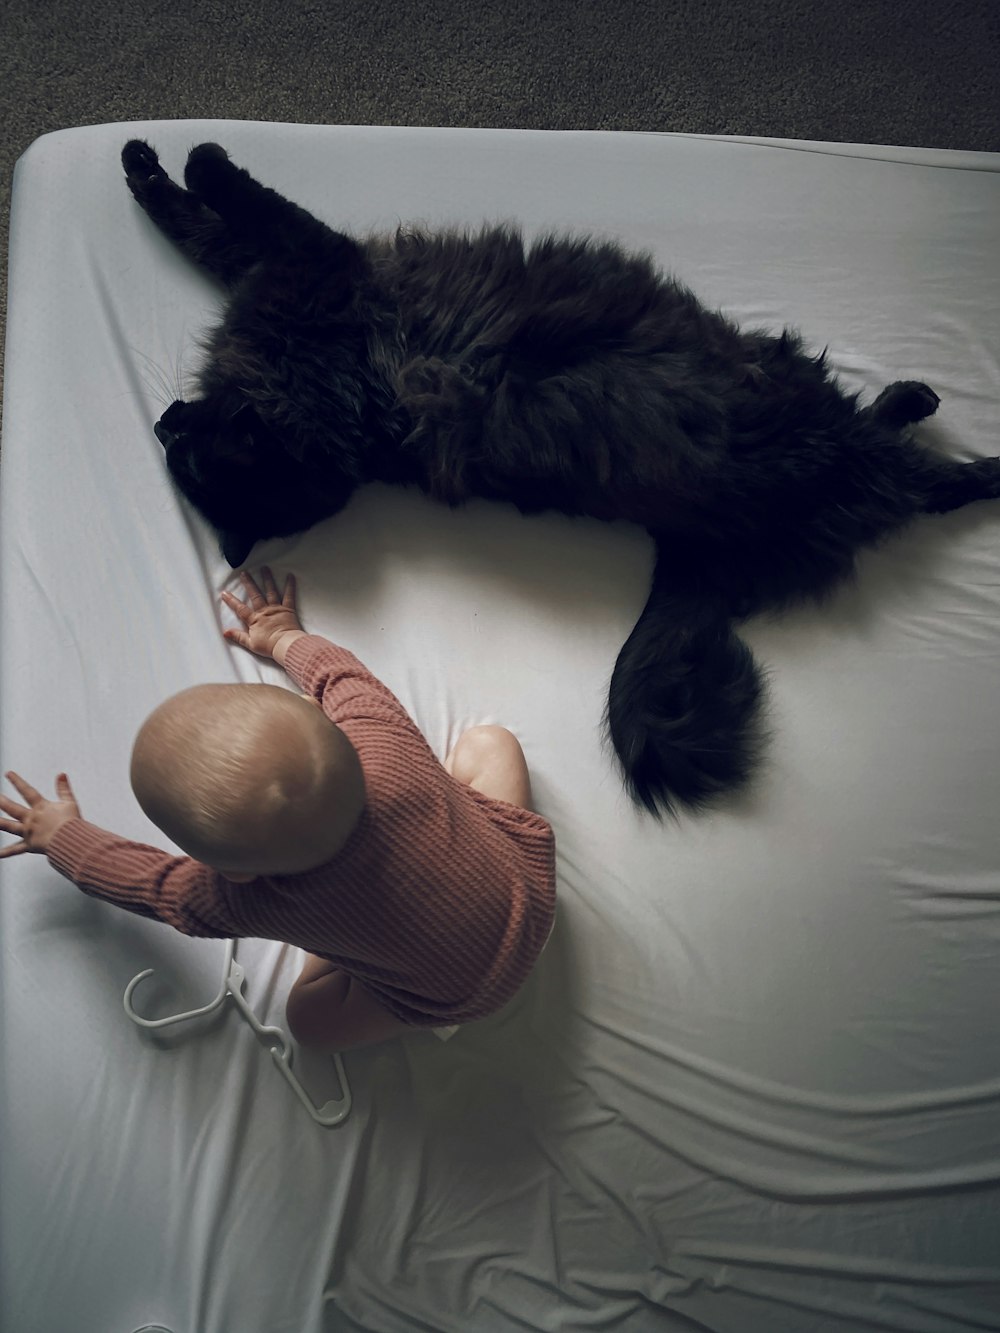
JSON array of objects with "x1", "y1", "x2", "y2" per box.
[{"x1": 130, "y1": 683, "x2": 365, "y2": 876}]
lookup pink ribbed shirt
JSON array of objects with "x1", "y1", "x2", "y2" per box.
[{"x1": 47, "y1": 635, "x2": 556, "y2": 1027}]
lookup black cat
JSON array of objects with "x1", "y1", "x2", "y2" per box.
[{"x1": 122, "y1": 139, "x2": 1000, "y2": 817}]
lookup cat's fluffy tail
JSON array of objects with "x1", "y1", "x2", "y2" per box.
[{"x1": 606, "y1": 545, "x2": 768, "y2": 817}]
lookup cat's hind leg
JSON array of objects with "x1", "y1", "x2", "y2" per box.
[
  {"x1": 867, "y1": 384, "x2": 1000, "y2": 514},
  {"x1": 918, "y1": 455, "x2": 1000, "y2": 514},
  {"x1": 182, "y1": 144, "x2": 344, "y2": 253},
  {"x1": 122, "y1": 140, "x2": 262, "y2": 286}
]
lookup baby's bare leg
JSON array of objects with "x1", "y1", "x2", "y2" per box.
[
  {"x1": 444, "y1": 725, "x2": 533, "y2": 810},
  {"x1": 286, "y1": 955, "x2": 411, "y2": 1052}
]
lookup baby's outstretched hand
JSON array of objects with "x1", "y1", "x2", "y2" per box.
[
  {"x1": 221, "y1": 566, "x2": 306, "y2": 665},
  {"x1": 0, "y1": 772, "x2": 81, "y2": 857}
]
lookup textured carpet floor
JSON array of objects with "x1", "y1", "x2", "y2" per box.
[{"x1": 1, "y1": 0, "x2": 998, "y2": 416}]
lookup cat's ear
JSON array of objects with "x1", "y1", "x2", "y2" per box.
[
  {"x1": 219, "y1": 529, "x2": 256, "y2": 568},
  {"x1": 215, "y1": 435, "x2": 255, "y2": 467}
]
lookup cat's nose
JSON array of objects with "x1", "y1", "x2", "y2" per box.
[{"x1": 153, "y1": 419, "x2": 174, "y2": 448}]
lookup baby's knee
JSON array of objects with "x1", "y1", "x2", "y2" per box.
[
  {"x1": 447, "y1": 725, "x2": 519, "y2": 778},
  {"x1": 460, "y1": 724, "x2": 519, "y2": 753},
  {"x1": 285, "y1": 987, "x2": 324, "y2": 1049},
  {"x1": 446, "y1": 725, "x2": 532, "y2": 808},
  {"x1": 286, "y1": 972, "x2": 412, "y2": 1052}
]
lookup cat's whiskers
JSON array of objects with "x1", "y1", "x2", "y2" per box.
[
  {"x1": 172, "y1": 342, "x2": 189, "y2": 402},
  {"x1": 128, "y1": 344, "x2": 175, "y2": 409}
]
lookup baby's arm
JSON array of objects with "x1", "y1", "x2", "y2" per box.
[
  {"x1": 46, "y1": 819, "x2": 235, "y2": 937},
  {"x1": 222, "y1": 566, "x2": 416, "y2": 731},
  {"x1": 0, "y1": 773, "x2": 235, "y2": 937}
]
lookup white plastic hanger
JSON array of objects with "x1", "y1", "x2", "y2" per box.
[{"x1": 123, "y1": 939, "x2": 351, "y2": 1126}]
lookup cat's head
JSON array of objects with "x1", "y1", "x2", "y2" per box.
[{"x1": 153, "y1": 394, "x2": 359, "y2": 567}]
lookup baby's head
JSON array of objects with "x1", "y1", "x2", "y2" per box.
[{"x1": 130, "y1": 683, "x2": 365, "y2": 880}]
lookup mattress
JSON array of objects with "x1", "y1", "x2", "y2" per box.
[{"x1": 2, "y1": 122, "x2": 999, "y2": 1333}]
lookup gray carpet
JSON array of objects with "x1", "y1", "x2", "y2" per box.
[{"x1": 1, "y1": 0, "x2": 998, "y2": 416}]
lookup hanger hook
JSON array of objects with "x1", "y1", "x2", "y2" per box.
[{"x1": 123, "y1": 939, "x2": 235, "y2": 1029}]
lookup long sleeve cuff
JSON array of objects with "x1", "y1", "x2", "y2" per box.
[{"x1": 48, "y1": 817, "x2": 132, "y2": 883}]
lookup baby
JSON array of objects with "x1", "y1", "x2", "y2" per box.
[{"x1": 0, "y1": 568, "x2": 556, "y2": 1051}]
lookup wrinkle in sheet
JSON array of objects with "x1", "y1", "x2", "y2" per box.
[
  {"x1": 892, "y1": 860, "x2": 1000, "y2": 904},
  {"x1": 343, "y1": 1077, "x2": 662, "y2": 1326},
  {"x1": 719, "y1": 1276, "x2": 985, "y2": 1333},
  {"x1": 903, "y1": 892, "x2": 1000, "y2": 922},
  {"x1": 322, "y1": 1296, "x2": 446, "y2": 1333},
  {"x1": 888, "y1": 1289, "x2": 1000, "y2": 1333},
  {"x1": 8, "y1": 540, "x2": 88, "y2": 676},
  {"x1": 637, "y1": 1194, "x2": 997, "y2": 1327},
  {"x1": 575, "y1": 1053, "x2": 1000, "y2": 1201},
  {"x1": 583, "y1": 1009, "x2": 1000, "y2": 1120},
  {"x1": 675, "y1": 1239, "x2": 1000, "y2": 1288}
]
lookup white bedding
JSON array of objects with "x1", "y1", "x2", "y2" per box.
[{"x1": 2, "y1": 122, "x2": 999, "y2": 1333}]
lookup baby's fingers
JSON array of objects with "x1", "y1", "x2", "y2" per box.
[
  {"x1": 4, "y1": 771, "x2": 41, "y2": 805},
  {"x1": 223, "y1": 627, "x2": 251, "y2": 651},
  {"x1": 239, "y1": 570, "x2": 266, "y2": 607},
  {"x1": 258, "y1": 565, "x2": 298, "y2": 608},
  {"x1": 259, "y1": 565, "x2": 281, "y2": 600},
  {"x1": 0, "y1": 792, "x2": 27, "y2": 819},
  {"x1": 220, "y1": 588, "x2": 252, "y2": 622}
]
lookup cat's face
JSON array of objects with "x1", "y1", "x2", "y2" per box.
[{"x1": 153, "y1": 395, "x2": 355, "y2": 567}]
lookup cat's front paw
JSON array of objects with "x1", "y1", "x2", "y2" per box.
[
  {"x1": 184, "y1": 143, "x2": 232, "y2": 196},
  {"x1": 122, "y1": 139, "x2": 165, "y2": 190},
  {"x1": 894, "y1": 380, "x2": 941, "y2": 421},
  {"x1": 871, "y1": 380, "x2": 941, "y2": 429}
]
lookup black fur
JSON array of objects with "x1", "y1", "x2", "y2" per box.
[{"x1": 122, "y1": 139, "x2": 1000, "y2": 816}]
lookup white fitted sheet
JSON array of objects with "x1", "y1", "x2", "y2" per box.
[{"x1": 2, "y1": 122, "x2": 999, "y2": 1333}]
